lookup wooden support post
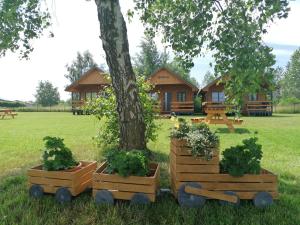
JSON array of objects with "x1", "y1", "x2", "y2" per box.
[{"x1": 185, "y1": 186, "x2": 238, "y2": 203}]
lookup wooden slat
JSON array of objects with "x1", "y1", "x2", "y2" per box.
[
  {"x1": 170, "y1": 151, "x2": 219, "y2": 165},
  {"x1": 173, "y1": 164, "x2": 219, "y2": 173},
  {"x1": 93, "y1": 162, "x2": 157, "y2": 185},
  {"x1": 174, "y1": 172, "x2": 277, "y2": 183},
  {"x1": 73, "y1": 179, "x2": 92, "y2": 196},
  {"x1": 185, "y1": 186, "x2": 238, "y2": 203},
  {"x1": 73, "y1": 161, "x2": 97, "y2": 179},
  {"x1": 28, "y1": 176, "x2": 73, "y2": 187},
  {"x1": 174, "y1": 181, "x2": 277, "y2": 192},
  {"x1": 93, "y1": 181, "x2": 156, "y2": 194}
]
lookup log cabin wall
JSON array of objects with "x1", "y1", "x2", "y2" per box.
[
  {"x1": 201, "y1": 80, "x2": 272, "y2": 116},
  {"x1": 149, "y1": 68, "x2": 199, "y2": 114}
]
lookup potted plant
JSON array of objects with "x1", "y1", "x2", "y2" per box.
[
  {"x1": 93, "y1": 149, "x2": 160, "y2": 205},
  {"x1": 28, "y1": 136, "x2": 97, "y2": 203}
]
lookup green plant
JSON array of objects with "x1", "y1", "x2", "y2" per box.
[
  {"x1": 220, "y1": 137, "x2": 263, "y2": 177},
  {"x1": 42, "y1": 136, "x2": 78, "y2": 171},
  {"x1": 105, "y1": 149, "x2": 150, "y2": 177},
  {"x1": 170, "y1": 118, "x2": 190, "y2": 139},
  {"x1": 86, "y1": 76, "x2": 158, "y2": 148},
  {"x1": 186, "y1": 123, "x2": 219, "y2": 160}
]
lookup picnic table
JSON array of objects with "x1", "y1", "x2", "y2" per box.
[
  {"x1": 0, "y1": 109, "x2": 18, "y2": 119},
  {"x1": 191, "y1": 102, "x2": 243, "y2": 133}
]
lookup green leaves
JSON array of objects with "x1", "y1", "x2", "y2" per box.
[
  {"x1": 220, "y1": 137, "x2": 263, "y2": 177},
  {"x1": 42, "y1": 136, "x2": 78, "y2": 171},
  {"x1": 35, "y1": 81, "x2": 60, "y2": 107},
  {"x1": 105, "y1": 149, "x2": 150, "y2": 177},
  {"x1": 86, "y1": 76, "x2": 158, "y2": 147},
  {"x1": 0, "y1": 0, "x2": 51, "y2": 59},
  {"x1": 170, "y1": 119, "x2": 219, "y2": 160},
  {"x1": 187, "y1": 123, "x2": 219, "y2": 160}
]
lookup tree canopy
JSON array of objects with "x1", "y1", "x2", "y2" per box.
[
  {"x1": 0, "y1": 0, "x2": 51, "y2": 59},
  {"x1": 134, "y1": 36, "x2": 199, "y2": 87},
  {"x1": 35, "y1": 81, "x2": 60, "y2": 107},
  {"x1": 281, "y1": 48, "x2": 300, "y2": 100},
  {"x1": 134, "y1": 0, "x2": 290, "y2": 104},
  {"x1": 65, "y1": 51, "x2": 98, "y2": 84},
  {"x1": 133, "y1": 36, "x2": 168, "y2": 77},
  {"x1": 202, "y1": 71, "x2": 217, "y2": 87}
]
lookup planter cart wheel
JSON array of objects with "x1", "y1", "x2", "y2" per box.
[
  {"x1": 253, "y1": 192, "x2": 273, "y2": 208},
  {"x1": 55, "y1": 187, "x2": 72, "y2": 204},
  {"x1": 219, "y1": 191, "x2": 240, "y2": 207},
  {"x1": 178, "y1": 182, "x2": 206, "y2": 208},
  {"x1": 131, "y1": 193, "x2": 150, "y2": 205},
  {"x1": 95, "y1": 190, "x2": 114, "y2": 205},
  {"x1": 29, "y1": 184, "x2": 44, "y2": 198}
]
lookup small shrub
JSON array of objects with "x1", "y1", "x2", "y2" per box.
[
  {"x1": 42, "y1": 136, "x2": 78, "y2": 171},
  {"x1": 220, "y1": 137, "x2": 263, "y2": 177},
  {"x1": 105, "y1": 149, "x2": 150, "y2": 177},
  {"x1": 170, "y1": 118, "x2": 190, "y2": 139},
  {"x1": 187, "y1": 123, "x2": 219, "y2": 160}
]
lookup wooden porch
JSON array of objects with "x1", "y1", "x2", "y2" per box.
[
  {"x1": 158, "y1": 101, "x2": 194, "y2": 114},
  {"x1": 244, "y1": 101, "x2": 272, "y2": 116}
]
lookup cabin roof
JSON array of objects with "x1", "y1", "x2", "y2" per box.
[
  {"x1": 148, "y1": 67, "x2": 199, "y2": 92},
  {"x1": 65, "y1": 67, "x2": 110, "y2": 92},
  {"x1": 201, "y1": 76, "x2": 223, "y2": 92}
]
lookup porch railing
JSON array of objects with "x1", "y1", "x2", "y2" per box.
[
  {"x1": 171, "y1": 101, "x2": 194, "y2": 113},
  {"x1": 71, "y1": 100, "x2": 85, "y2": 109}
]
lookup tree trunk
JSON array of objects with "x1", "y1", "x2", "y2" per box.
[{"x1": 95, "y1": 0, "x2": 146, "y2": 150}]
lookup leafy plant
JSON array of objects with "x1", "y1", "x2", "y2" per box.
[
  {"x1": 170, "y1": 118, "x2": 190, "y2": 139},
  {"x1": 105, "y1": 149, "x2": 150, "y2": 177},
  {"x1": 42, "y1": 136, "x2": 78, "y2": 171},
  {"x1": 220, "y1": 137, "x2": 263, "y2": 177},
  {"x1": 187, "y1": 123, "x2": 219, "y2": 160},
  {"x1": 86, "y1": 76, "x2": 158, "y2": 148}
]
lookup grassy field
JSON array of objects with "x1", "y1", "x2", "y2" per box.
[{"x1": 0, "y1": 112, "x2": 300, "y2": 225}]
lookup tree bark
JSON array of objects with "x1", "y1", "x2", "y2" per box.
[{"x1": 95, "y1": 0, "x2": 146, "y2": 150}]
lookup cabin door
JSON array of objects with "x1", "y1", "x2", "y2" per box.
[{"x1": 164, "y1": 92, "x2": 172, "y2": 112}]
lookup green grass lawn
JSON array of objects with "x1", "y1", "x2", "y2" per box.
[{"x1": 0, "y1": 112, "x2": 300, "y2": 225}]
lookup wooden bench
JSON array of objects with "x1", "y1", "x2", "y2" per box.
[{"x1": 0, "y1": 109, "x2": 18, "y2": 119}]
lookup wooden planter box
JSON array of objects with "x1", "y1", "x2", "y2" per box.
[
  {"x1": 170, "y1": 138, "x2": 220, "y2": 196},
  {"x1": 172, "y1": 169, "x2": 278, "y2": 200},
  {"x1": 28, "y1": 161, "x2": 97, "y2": 196},
  {"x1": 93, "y1": 162, "x2": 160, "y2": 202}
]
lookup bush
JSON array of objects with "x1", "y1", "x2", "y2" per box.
[
  {"x1": 86, "y1": 76, "x2": 158, "y2": 148},
  {"x1": 170, "y1": 119, "x2": 219, "y2": 160},
  {"x1": 187, "y1": 123, "x2": 219, "y2": 160},
  {"x1": 170, "y1": 118, "x2": 190, "y2": 139},
  {"x1": 105, "y1": 149, "x2": 150, "y2": 177},
  {"x1": 194, "y1": 96, "x2": 202, "y2": 113},
  {"x1": 220, "y1": 137, "x2": 263, "y2": 177},
  {"x1": 42, "y1": 136, "x2": 78, "y2": 171}
]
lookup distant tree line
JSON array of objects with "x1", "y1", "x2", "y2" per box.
[
  {"x1": 273, "y1": 48, "x2": 300, "y2": 105},
  {"x1": 0, "y1": 100, "x2": 26, "y2": 108}
]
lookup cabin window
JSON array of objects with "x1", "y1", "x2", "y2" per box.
[
  {"x1": 248, "y1": 93, "x2": 258, "y2": 101},
  {"x1": 91, "y1": 92, "x2": 97, "y2": 99},
  {"x1": 72, "y1": 93, "x2": 80, "y2": 101},
  {"x1": 177, "y1": 92, "x2": 186, "y2": 102},
  {"x1": 85, "y1": 92, "x2": 91, "y2": 100},
  {"x1": 212, "y1": 92, "x2": 225, "y2": 102}
]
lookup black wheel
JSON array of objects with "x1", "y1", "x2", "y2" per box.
[
  {"x1": 253, "y1": 192, "x2": 273, "y2": 208},
  {"x1": 29, "y1": 184, "x2": 44, "y2": 198},
  {"x1": 95, "y1": 190, "x2": 114, "y2": 205},
  {"x1": 219, "y1": 191, "x2": 240, "y2": 207},
  {"x1": 55, "y1": 187, "x2": 72, "y2": 204},
  {"x1": 178, "y1": 182, "x2": 206, "y2": 208},
  {"x1": 131, "y1": 193, "x2": 150, "y2": 205}
]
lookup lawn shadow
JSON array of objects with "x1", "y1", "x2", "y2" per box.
[
  {"x1": 270, "y1": 114, "x2": 295, "y2": 118},
  {"x1": 216, "y1": 128, "x2": 251, "y2": 134}
]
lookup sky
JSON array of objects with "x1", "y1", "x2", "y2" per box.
[{"x1": 0, "y1": 0, "x2": 299, "y2": 102}]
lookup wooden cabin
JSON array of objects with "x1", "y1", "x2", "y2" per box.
[
  {"x1": 148, "y1": 68, "x2": 199, "y2": 114},
  {"x1": 65, "y1": 67, "x2": 110, "y2": 114},
  {"x1": 65, "y1": 67, "x2": 199, "y2": 115},
  {"x1": 200, "y1": 78, "x2": 273, "y2": 116}
]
